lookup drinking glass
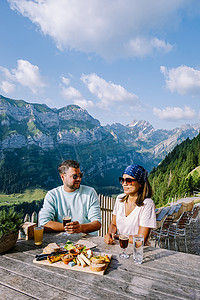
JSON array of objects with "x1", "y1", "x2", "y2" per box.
[
  {"x1": 119, "y1": 234, "x2": 129, "y2": 258},
  {"x1": 133, "y1": 234, "x2": 144, "y2": 264},
  {"x1": 34, "y1": 226, "x2": 44, "y2": 245},
  {"x1": 63, "y1": 209, "x2": 72, "y2": 236}
]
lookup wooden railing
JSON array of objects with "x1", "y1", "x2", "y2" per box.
[
  {"x1": 23, "y1": 194, "x2": 116, "y2": 237},
  {"x1": 98, "y1": 194, "x2": 116, "y2": 237}
]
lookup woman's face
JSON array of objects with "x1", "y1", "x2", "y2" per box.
[{"x1": 122, "y1": 174, "x2": 142, "y2": 196}]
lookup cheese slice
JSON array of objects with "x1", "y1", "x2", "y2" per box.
[
  {"x1": 79, "y1": 253, "x2": 91, "y2": 265},
  {"x1": 77, "y1": 255, "x2": 86, "y2": 268}
]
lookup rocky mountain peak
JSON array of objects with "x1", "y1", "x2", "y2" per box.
[
  {"x1": 129, "y1": 119, "x2": 154, "y2": 135},
  {"x1": 58, "y1": 104, "x2": 100, "y2": 126},
  {"x1": 1, "y1": 94, "x2": 200, "y2": 170}
]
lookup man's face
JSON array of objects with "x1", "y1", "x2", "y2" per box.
[{"x1": 60, "y1": 167, "x2": 82, "y2": 192}]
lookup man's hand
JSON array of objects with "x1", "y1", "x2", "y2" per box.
[
  {"x1": 104, "y1": 233, "x2": 115, "y2": 245},
  {"x1": 64, "y1": 221, "x2": 82, "y2": 234}
]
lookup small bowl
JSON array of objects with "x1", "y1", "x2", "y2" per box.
[
  {"x1": 75, "y1": 244, "x2": 85, "y2": 250},
  {"x1": 69, "y1": 248, "x2": 80, "y2": 256},
  {"x1": 61, "y1": 254, "x2": 73, "y2": 264}
]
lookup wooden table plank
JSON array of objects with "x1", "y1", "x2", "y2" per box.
[
  {"x1": 108, "y1": 260, "x2": 200, "y2": 299},
  {"x1": 1, "y1": 266, "x2": 128, "y2": 300},
  {"x1": 0, "y1": 283, "x2": 37, "y2": 300},
  {"x1": 108, "y1": 256, "x2": 200, "y2": 290}
]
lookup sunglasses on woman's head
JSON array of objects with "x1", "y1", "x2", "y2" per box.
[{"x1": 119, "y1": 177, "x2": 137, "y2": 185}]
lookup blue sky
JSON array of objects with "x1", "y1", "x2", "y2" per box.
[{"x1": 1, "y1": 0, "x2": 200, "y2": 129}]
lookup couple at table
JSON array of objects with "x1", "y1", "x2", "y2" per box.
[{"x1": 39, "y1": 159, "x2": 156, "y2": 244}]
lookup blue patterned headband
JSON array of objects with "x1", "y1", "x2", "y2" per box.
[{"x1": 123, "y1": 164, "x2": 148, "y2": 185}]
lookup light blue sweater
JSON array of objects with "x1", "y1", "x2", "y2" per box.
[{"x1": 39, "y1": 185, "x2": 101, "y2": 235}]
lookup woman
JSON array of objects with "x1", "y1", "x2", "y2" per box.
[{"x1": 104, "y1": 164, "x2": 156, "y2": 245}]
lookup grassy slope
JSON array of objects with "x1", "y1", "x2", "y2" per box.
[{"x1": 0, "y1": 188, "x2": 47, "y2": 206}]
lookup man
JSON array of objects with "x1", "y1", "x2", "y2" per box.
[{"x1": 39, "y1": 160, "x2": 101, "y2": 235}]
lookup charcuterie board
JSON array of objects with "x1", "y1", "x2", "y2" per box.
[{"x1": 33, "y1": 253, "x2": 112, "y2": 275}]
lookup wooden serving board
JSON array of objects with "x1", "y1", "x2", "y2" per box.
[{"x1": 33, "y1": 253, "x2": 112, "y2": 276}]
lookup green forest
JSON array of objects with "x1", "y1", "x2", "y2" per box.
[{"x1": 149, "y1": 134, "x2": 200, "y2": 207}]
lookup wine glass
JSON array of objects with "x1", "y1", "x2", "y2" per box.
[
  {"x1": 63, "y1": 209, "x2": 72, "y2": 236},
  {"x1": 119, "y1": 234, "x2": 129, "y2": 258}
]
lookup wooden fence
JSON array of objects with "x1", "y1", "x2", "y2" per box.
[
  {"x1": 23, "y1": 194, "x2": 116, "y2": 237},
  {"x1": 98, "y1": 194, "x2": 116, "y2": 237}
]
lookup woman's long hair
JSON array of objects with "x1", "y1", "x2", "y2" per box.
[{"x1": 121, "y1": 178, "x2": 152, "y2": 206}]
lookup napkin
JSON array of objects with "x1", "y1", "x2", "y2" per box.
[{"x1": 77, "y1": 239, "x2": 97, "y2": 249}]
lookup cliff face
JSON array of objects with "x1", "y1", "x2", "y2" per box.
[
  {"x1": 0, "y1": 95, "x2": 200, "y2": 194},
  {"x1": 0, "y1": 95, "x2": 101, "y2": 149},
  {"x1": 105, "y1": 121, "x2": 200, "y2": 158}
]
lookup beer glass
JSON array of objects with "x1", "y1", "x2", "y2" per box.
[
  {"x1": 34, "y1": 226, "x2": 44, "y2": 245},
  {"x1": 63, "y1": 209, "x2": 72, "y2": 236},
  {"x1": 119, "y1": 234, "x2": 129, "y2": 258}
]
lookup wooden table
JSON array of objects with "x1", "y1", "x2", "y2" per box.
[{"x1": 0, "y1": 233, "x2": 200, "y2": 300}]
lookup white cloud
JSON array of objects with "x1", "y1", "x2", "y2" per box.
[
  {"x1": 74, "y1": 99, "x2": 95, "y2": 109},
  {"x1": 7, "y1": 0, "x2": 190, "y2": 59},
  {"x1": 60, "y1": 76, "x2": 95, "y2": 109},
  {"x1": 0, "y1": 59, "x2": 45, "y2": 94},
  {"x1": 0, "y1": 66, "x2": 11, "y2": 79},
  {"x1": 61, "y1": 86, "x2": 82, "y2": 100},
  {"x1": 44, "y1": 97, "x2": 55, "y2": 106},
  {"x1": 61, "y1": 76, "x2": 71, "y2": 86},
  {"x1": 127, "y1": 37, "x2": 173, "y2": 57},
  {"x1": 0, "y1": 81, "x2": 16, "y2": 94},
  {"x1": 161, "y1": 65, "x2": 200, "y2": 95},
  {"x1": 59, "y1": 73, "x2": 140, "y2": 111},
  {"x1": 81, "y1": 73, "x2": 140, "y2": 110},
  {"x1": 153, "y1": 106, "x2": 196, "y2": 120}
]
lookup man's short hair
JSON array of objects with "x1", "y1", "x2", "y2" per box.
[{"x1": 58, "y1": 160, "x2": 80, "y2": 174}]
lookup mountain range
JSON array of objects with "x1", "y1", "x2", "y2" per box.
[{"x1": 0, "y1": 94, "x2": 200, "y2": 194}]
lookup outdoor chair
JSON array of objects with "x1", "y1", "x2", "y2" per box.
[
  {"x1": 167, "y1": 204, "x2": 177, "y2": 216},
  {"x1": 188, "y1": 205, "x2": 200, "y2": 233},
  {"x1": 151, "y1": 215, "x2": 174, "y2": 248},
  {"x1": 168, "y1": 212, "x2": 190, "y2": 253},
  {"x1": 156, "y1": 207, "x2": 171, "y2": 222}
]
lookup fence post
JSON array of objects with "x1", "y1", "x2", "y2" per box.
[
  {"x1": 31, "y1": 211, "x2": 37, "y2": 224},
  {"x1": 24, "y1": 213, "x2": 30, "y2": 222}
]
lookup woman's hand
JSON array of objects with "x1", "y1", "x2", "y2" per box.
[
  {"x1": 104, "y1": 233, "x2": 115, "y2": 245},
  {"x1": 128, "y1": 235, "x2": 133, "y2": 244}
]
